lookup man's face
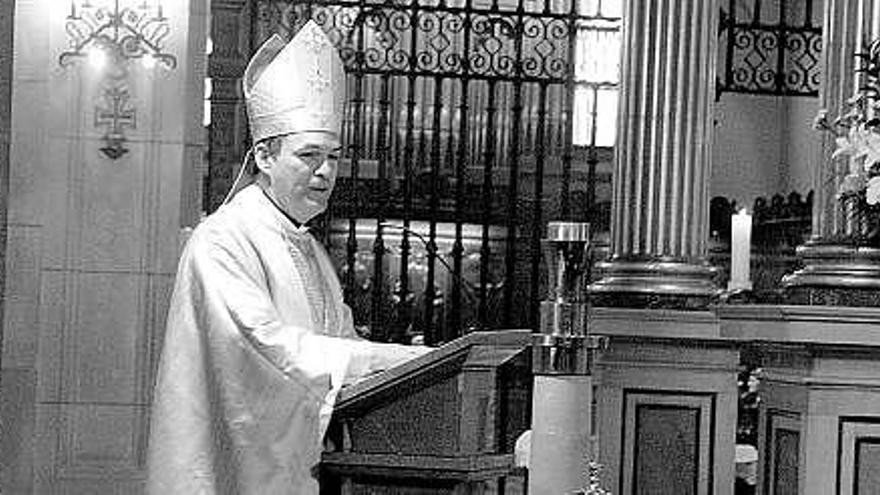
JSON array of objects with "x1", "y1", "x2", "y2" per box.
[{"x1": 255, "y1": 131, "x2": 342, "y2": 223}]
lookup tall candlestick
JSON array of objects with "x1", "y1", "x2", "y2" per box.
[{"x1": 728, "y1": 208, "x2": 752, "y2": 291}]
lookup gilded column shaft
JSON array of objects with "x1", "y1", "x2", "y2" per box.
[
  {"x1": 813, "y1": 0, "x2": 873, "y2": 239},
  {"x1": 593, "y1": 0, "x2": 719, "y2": 304},
  {"x1": 783, "y1": 0, "x2": 880, "y2": 302}
]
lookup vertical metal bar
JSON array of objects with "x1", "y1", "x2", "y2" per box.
[
  {"x1": 523, "y1": 89, "x2": 534, "y2": 154},
  {"x1": 479, "y1": 80, "x2": 498, "y2": 329},
  {"x1": 528, "y1": 83, "x2": 548, "y2": 329},
  {"x1": 344, "y1": 5, "x2": 368, "y2": 308},
  {"x1": 805, "y1": 0, "x2": 813, "y2": 28},
  {"x1": 561, "y1": 0, "x2": 579, "y2": 220},
  {"x1": 754, "y1": 0, "x2": 762, "y2": 24},
  {"x1": 425, "y1": 76, "x2": 445, "y2": 345},
  {"x1": 445, "y1": 86, "x2": 457, "y2": 179},
  {"x1": 586, "y1": 85, "x2": 599, "y2": 218},
  {"x1": 725, "y1": 0, "x2": 736, "y2": 90},
  {"x1": 371, "y1": 73, "x2": 392, "y2": 340},
  {"x1": 503, "y1": 3, "x2": 526, "y2": 328},
  {"x1": 418, "y1": 78, "x2": 430, "y2": 194},
  {"x1": 365, "y1": 79, "x2": 374, "y2": 161},
  {"x1": 398, "y1": 10, "x2": 420, "y2": 344},
  {"x1": 451, "y1": 4, "x2": 472, "y2": 338},
  {"x1": 776, "y1": 0, "x2": 787, "y2": 93}
]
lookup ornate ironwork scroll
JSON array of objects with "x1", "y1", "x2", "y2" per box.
[{"x1": 718, "y1": 0, "x2": 822, "y2": 97}]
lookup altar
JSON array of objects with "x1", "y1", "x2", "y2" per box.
[{"x1": 319, "y1": 305, "x2": 880, "y2": 495}]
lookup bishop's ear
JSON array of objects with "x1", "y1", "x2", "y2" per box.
[{"x1": 253, "y1": 141, "x2": 274, "y2": 174}]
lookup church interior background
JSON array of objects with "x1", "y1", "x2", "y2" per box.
[{"x1": 6, "y1": 0, "x2": 880, "y2": 493}]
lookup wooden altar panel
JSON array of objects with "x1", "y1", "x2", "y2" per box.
[
  {"x1": 634, "y1": 404, "x2": 701, "y2": 495},
  {"x1": 593, "y1": 332, "x2": 739, "y2": 495},
  {"x1": 855, "y1": 439, "x2": 880, "y2": 495},
  {"x1": 764, "y1": 411, "x2": 800, "y2": 495},
  {"x1": 838, "y1": 418, "x2": 880, "y2": 495},
  {"x1": 621, "y1": 391, "x2": 714, "y2": 495}
]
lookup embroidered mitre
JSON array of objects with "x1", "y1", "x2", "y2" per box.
[{"x1": 243, "y1": 21, "x2": 346, "y2": 143}]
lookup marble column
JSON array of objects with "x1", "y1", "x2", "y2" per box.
[
  {"x1": 782, "y1": 0, "x2": 880, "y2": 305},
  {"x1": 590, "y1": 0, "x2": 720, "y2": 308}
]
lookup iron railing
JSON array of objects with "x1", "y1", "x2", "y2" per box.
[
  {"x1": 718, "y1": 0, "x2": 822, "y2": 97},
  {"x1": 214, "y1": 0, "x2": 621, "y2": 345}
]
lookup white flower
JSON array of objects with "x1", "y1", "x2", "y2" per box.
[
  {"x1": 824, "y1": 88, "x2": 880, "y2": 201},
  {"x1": 867, "y1": 176, "x2": 880, "y2": 204},
  {"x1": 833, "y1": 135, "x2": 856, "y2": 160},
  {"x1": 832, "y1": 125, "x2": 880, "y2": 165},
  {"x1": 863, "y1": 131, "x2": 880, "y2": 166},
  {"x1": 840, "y1": 173, "x2": 866, "y2": 195}
]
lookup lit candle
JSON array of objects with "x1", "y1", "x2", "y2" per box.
[{"x1": 728, "y1": 208, "x2": 752, "y2": 292}]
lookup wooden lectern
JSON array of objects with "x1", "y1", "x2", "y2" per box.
[{"x1": 320, "y1": 330, "x2": 532, "y2": 494}]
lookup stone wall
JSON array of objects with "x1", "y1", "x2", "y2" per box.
[{"x1": 0, "y1": 1, "x2": 208, "y2": 492}]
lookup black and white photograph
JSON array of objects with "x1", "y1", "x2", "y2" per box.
[{"x1": 1, "y1": 0, "x2": 878, "y2": 494}]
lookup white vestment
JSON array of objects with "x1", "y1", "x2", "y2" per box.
[{"x1": 147, "y1": 184, "x2": 376, "y2": 494}]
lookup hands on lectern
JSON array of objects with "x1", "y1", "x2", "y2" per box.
[{"x1": 364, "y1": 343, "x2": 433, "y2": 376}]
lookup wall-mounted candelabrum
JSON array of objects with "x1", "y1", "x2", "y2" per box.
[{"x1": 59, "y1": 1, "x2": 177, "y2": 159}]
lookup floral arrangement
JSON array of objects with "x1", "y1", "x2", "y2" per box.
[{"x1": 814, "y1": 38, "x2": 880, "y2": 205}]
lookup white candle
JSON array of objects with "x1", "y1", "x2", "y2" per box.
[{"x1": 728, "y1": 209, "x2": 752, "y2": 291}]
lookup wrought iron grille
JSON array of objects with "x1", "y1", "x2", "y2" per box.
[
  {"x1": 208, "y1": 0, "x2": 619, "y2": 345},
  {"x1": 718, "y1": 0, "x2": 822, "y2": 96}
]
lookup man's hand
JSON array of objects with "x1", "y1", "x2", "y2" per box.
[{"x1": 367, "y1": 343, "x2": 432, "y2": 374}]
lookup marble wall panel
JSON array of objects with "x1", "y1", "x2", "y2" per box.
[
  {"x1": 1, "y1": 223, "x2": 42, "y2": 367},
  {"x1": 65, "y1": 272, "x2": 144, "y2": 404},
  {"x1": 39, "y1": 136, "x2": 82, "y2": 270},
  {"x1": 64, "y1": 404, "x2": 145, "y2": 474},
  {"x1": 14, "y1": 1, "x2": 209, "y2": 492},
  {"x1": 33, "y1": 403, "x2": 146, "y2": 495},
  {"x1": 76, "y1": 147, "x2": 149, "y2": 272},
  {"x1": 147, "y1": 142, "x2": 188, "y2": 275},
  {"x1": 143, "y1": 273, "x2": 175, "y2": 405},
  {"x1": 33, "y1": 402, "x2": 63, "y2": 492},
  {"x1": 40, "y1": 140, "x2": 193, "y2": 274},
  {"x1": 34, "y1": 270, "x2": 67, "y2": 403},
  {"x1": 34, "y1": 270, "x2": 156, "y2": 405},
  {"x1": 180, "y1": 142, "x2": 206, "y2": 228},
  {"x1": 33, "y1": 266, "x2": 174, "y2": 426},
  {"x1": 10, "y1": 1, "x2": 51, "y2": 83},
  {"x1": 49, "y1": 67, "x2": 99, "y2": 141},
  {"x1": 0, "y1": 368, "x2": 36, "y2": 494},
  {"x1": 8, "y1": 80, "x2": 50, "y2": 226}
]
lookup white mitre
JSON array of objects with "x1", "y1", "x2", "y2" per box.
[{"x1": 243, "y1": 21, "x2": 346, "y2": 142}]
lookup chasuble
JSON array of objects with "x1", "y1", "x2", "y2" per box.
[{"x1": 146, "y1": 184, "x2": 403, "y2": 494}]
